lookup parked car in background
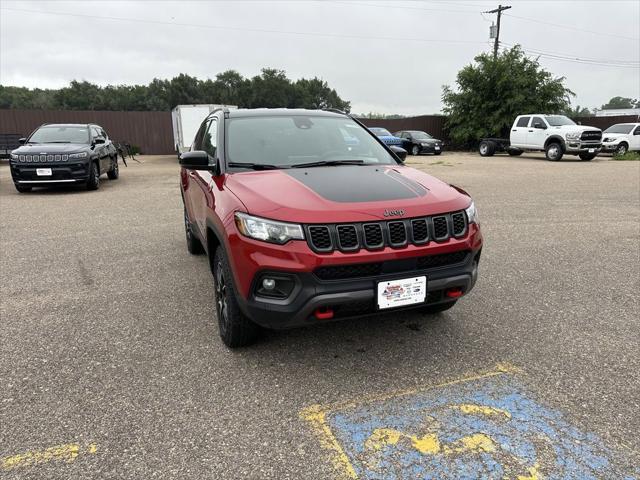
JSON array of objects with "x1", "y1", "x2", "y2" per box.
[
  {"x1": 0, "y1": 133, "x2": 23, "y2": 159},
  {"x1": 9, "y1": 123, "x2": 119, "y2": 192},
  {"x1": 394, "y1": 130, "x2": 443, "y2": 156},
  {"x1": 368, "y1": 127, "x2": 404, "y2": 147},
  {"x1": 601, "y1": 123, "x2": 640, "y2": 155},
  {"x1": 479, "y1": 114, "x2": 602, "y2": 161}
]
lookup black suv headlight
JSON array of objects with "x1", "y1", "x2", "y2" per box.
[{"x1": 235, "y1": 212, "x2": 305, "y2": 244}]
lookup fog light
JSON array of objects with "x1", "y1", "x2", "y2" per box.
[{"x1": 262, "y1": 278, "x2": 276, "y2": 290}]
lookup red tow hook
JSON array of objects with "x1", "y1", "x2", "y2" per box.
[
  {"x1": 445, "y1": 287, "x2": 464, "y2": 298},
  {"x1": 315, "y1": 307, "x2": 334, "y2": 320}
]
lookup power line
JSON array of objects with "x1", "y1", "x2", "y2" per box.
[
  {"x1": 503, "y1": 43, "x2": 640, "y2": 69},
  {"x1": 0, "y1": 6, "x2": 486, "y2": 46},
  {"x1": 503, "y1": 13, "x2": 639, "y2": 41}
]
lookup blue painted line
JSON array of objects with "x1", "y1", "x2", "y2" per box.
[{"x1": 324, "y1": 375, "x2": 637, "y2": 480}]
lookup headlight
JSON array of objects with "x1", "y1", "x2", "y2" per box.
[
  {"x1": 565, "y1": 132, "x2": 580, "y2": 140},
  {"x1": 69, "y1": 152, "x2": 88, "y2": 159},
  {"x1": 234, "y1": 212, "x2": 304, "y2": 244},
  {"x1": 10, "y1": 154, "x2": 18, "y2": 160},
  {"x1": 603, "y1": 137, "x2": 617, "y2": 143},
  {"x1": 465, "y1": 201, "x2": 478, "y2": 224},
  {"x1": 421, "y1": 142, "x2": 429, "y2": 146}
]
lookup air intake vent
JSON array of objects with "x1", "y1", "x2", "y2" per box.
[
  {"x1": 451, "y1": 212, "x2": 466, "y2": 237},
  {"x1": 411, "y1": 219, "x2": 429, "y2": 243},
  {"x1": 308, "y1": 226, "x2": 332, "y2": 251},
  {"x1": 388, "y1": 221, "x2": 407, "y2": 246},
  {"x1": 336, "y1": 225, "x2": 358, "y2": 250},
  {"x1": 432, "y1": 216, "x2": 449, "y2": 240},
  {"x1": 363, "y1": 223, "x2": 384, "y2": 248}
]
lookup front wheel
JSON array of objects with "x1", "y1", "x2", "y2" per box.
[
  {"x1": 86, "y1": 162, "x2": 100, "y2": 190},
  {"x1": 615, "y1": 143, "x2": 628, "y2": 156},
  {"x1": 213, "y1": 248, "x2": 261, "y2": 348},
  {"x1": 421, "y1": 301, "x2": 457, "y2": 314},
  {"x1": 545, "y1": 142, "x2": 563, "y2": 161},
  {"x1": 107, "y1": 157, "x2": 119, "y2": 179},
  {"x1": 411, "y1": 145, "x2": 420, "y2": 156},
  {"x1": 579, "y1": 153, "x2": 596, "y2": 161}
]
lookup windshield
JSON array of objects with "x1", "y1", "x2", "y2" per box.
[
  {"x1": 604, "y1": 124, "x2": 635, "y2": 134},
  {"x1": 227, "y1": 116, "x2": 398, "y2": 168},
  {"x1": 410, "y1": 131, "x2": 433, "y2": 140},
  {"x1": 544, "y1": 115, "x2": 576, "y2": 127},
  {"x1": 28, "y1": 126, "x2": 89, "y2": 144},
  {"x1": 369, "y1": 127, "x2": 392, "y2": 137}
]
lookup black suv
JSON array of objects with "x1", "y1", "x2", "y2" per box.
[{"x1": 9, "y1": 123, "x2": 119, "y2": 192}]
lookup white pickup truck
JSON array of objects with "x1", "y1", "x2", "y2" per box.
[{"x1": 479, "y1": 114, "x2": 602, "y2": 161}]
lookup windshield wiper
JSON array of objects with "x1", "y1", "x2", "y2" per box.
[
  {"x1": 290, "y1": 159, "x2": 365, "y2": 168},
  {"x1": 227, "y1": 162, "x2": 285, "y2": 170}
]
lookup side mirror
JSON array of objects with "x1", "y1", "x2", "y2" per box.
[
  {"x1": 179, "y1": 150, "x2": 216, "y2": 170},
  {"x1": 390, "y1": 145, "x2": 407, "y2": 162},
  {"x1": 18, "y1": 138, "x2": 26, "y2": 145},
  {"x1": 94, "y1": 137, "x2": 106, "y2": 144},
  {"x1": 534, "y1": 122, "x2": 546, "y2": 129}
]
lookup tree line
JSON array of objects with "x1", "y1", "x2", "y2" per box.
[{"x1": 0, "y1": 69, "x2": 351, "y2": 112}]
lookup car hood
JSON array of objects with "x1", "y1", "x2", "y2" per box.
[
  {"x1": 547, "y1": 124, "x2": 600, "y2": 133},
  {"x1": 377, "y1": 135, "x2": 403, "y2": 144},
  {"x1": 601, "y1": 133, "x2": 627, "y2": 141},
  {"x1": 225, "y1": 165, "x2": 470, "y2": 224},
  {"x1": 12, "y1": 143, "x2": 90, "y2": 154}
]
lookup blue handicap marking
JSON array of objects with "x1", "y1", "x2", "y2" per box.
[{"x1": 301, "y1": 365, "x2": 638, "y2": 479}]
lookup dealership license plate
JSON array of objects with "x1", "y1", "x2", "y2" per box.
[
  {"x1": 435, "y1": 146, "x2": 441, "y2": 150},
  {"x1": 377, "y1": 276, "x2": 427, "y2": 310},
  {"x1": 36, "y1": 168, "x2": 52, "y2": 176},
  {"x1": 588, "y1": 148, "x2": 595, "y2": 153}
]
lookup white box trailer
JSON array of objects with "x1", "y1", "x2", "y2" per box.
[{"x1": 171, "y1": 104, "x2": 237, "y2": 154}]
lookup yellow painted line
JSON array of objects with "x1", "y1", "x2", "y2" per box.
[
  {"x1": 1, "y1": 443, "x2": 97, "y2": 470},
  {"x1": 299, "y1": 363, "x2": 521, "y2": 479},
  {"x1": 299, "y1": 405, "x2": 358, "y2": 479},
  {"x1": 450, "y1": 403, "x2": 512, "y2": 419}
]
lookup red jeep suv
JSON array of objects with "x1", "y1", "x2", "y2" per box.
[{"x1": 180, "y1": 109, "x2": 482, "y2": 347}]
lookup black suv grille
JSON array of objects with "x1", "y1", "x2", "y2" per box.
[
  {"x1": 305, "y1": 211, "x2": 468, "y2": 253},
  {"x1": 314, "y1": 250, "x2": 470, "y2": 281}
]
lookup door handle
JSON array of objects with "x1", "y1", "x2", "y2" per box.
[
  {"x1": 528, "y1": 130, "x2": 533, "y2": 132},
  {"x1": 512, "y1": 129, "x2": 517, "y2": 132}
]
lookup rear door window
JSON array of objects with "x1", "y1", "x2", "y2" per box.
[{"x1": 516, "y1": 117, "x2": 530, "y2": 127}]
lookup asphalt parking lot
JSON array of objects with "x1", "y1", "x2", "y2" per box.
[{"x1": 1, "y1": 152, "x2": 639, "y2": 479}]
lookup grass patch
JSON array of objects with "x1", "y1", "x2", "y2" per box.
[{"x1": 613, "y1": 151, "x2": 640, "y2": 161}]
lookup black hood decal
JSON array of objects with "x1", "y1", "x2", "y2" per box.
[{"x1": 286, "y1": 166, "x2": 427, "y2": 203}]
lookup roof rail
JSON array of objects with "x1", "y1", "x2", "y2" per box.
[{"x1": 322, "y1": 108, "x2": 348, "y2": 116}]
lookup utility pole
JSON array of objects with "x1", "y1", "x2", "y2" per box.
[{"x1": 484, "y1": 4, "x2": 511, "y2": 59}]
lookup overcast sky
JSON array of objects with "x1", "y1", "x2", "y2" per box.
[{"x1": 1, "y1": 0, "x2": 639, "y2": 115}]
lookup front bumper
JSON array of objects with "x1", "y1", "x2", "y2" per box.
[
  {"x1": 10, "y1": 161, "x2": 90, "y2": 185},
  {"x1": 418, "y1": 144, "x2": 444, "y2": 154},
  {"x1": 228, "y1": 224, "x2": 483, "y2": 329},
  {"x1": 564, "y1": 141, "x2": 601, "y2": 153},
  {"x1": 600, "y1": 143, "x2": 619, "y2": 152}
]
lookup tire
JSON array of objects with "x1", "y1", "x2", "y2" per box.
[
  {"x1": 421, "y1": 301, "x2": 457, "y2": 314},
  {"x1": 213, "y1": 248, "x2": 261, "y2": 348},
  {"x1": 15, "y1": 184, "x2": 32, "y2": 193},
  {"x1": 184, "y1": 207, "x2": 204, "y2": 255},
  {"x1": 508, "y1": 149, "x2": 523, "y2": 156},
  {"x1": 545, "y1": 142, "x2": 563, "y2": 161},
  {"x1": 107, "y1": 157, "x2": 119, "y2": 179},
  {"x1": 411, "y1": 145, "x2": 420, "y2": 156},
  {"x1": 579, "y1": 153, "x2": 596, "y2": 161},
  {"x1": 86, "y1": 162, "x2": 100, "y2": 190},
  {"x1": 479, "y1": 141, "x2": 495, "y2": 157},
  {"x1": 615, "y1": 143, "x2": 628, "y2": 156}
]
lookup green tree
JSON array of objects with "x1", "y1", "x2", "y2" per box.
[
  {"x1": 563, "y1": 104, "x2": 593, "y2": 117},
  {"x1": 294, "y1": 77, "x2": 351, "y2": 112},
  {"x1": 601, "y1": 96, "x2": 638, "y2": 110},
  {"x1": 442, "y1": 46, "x2": 574, "y2": 145}
]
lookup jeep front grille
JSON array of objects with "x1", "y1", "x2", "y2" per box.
[
  {"x1": 18, "y1": 154, "x2": 69, "y2": 162},
  {"x1": 306, "y1": 210, "x2": 468, "y2": 253}
]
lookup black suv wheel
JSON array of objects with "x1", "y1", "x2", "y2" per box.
[
  {"x1": 86, "y1": 162, "x2": 100, "y2": 190},
  {"x1": 107, "y1": 157, "x2": 119, "y2": 179},
  {"x1": 15, "y1": 184, "x2": 32, "y2": 193},
  {"x1": 213, "y1": 248, "x2": 261, "y2": 348}
]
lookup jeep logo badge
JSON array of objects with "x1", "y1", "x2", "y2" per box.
[{"x1": 384, "y1": 209, "x2": 405, "y2": 217}]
